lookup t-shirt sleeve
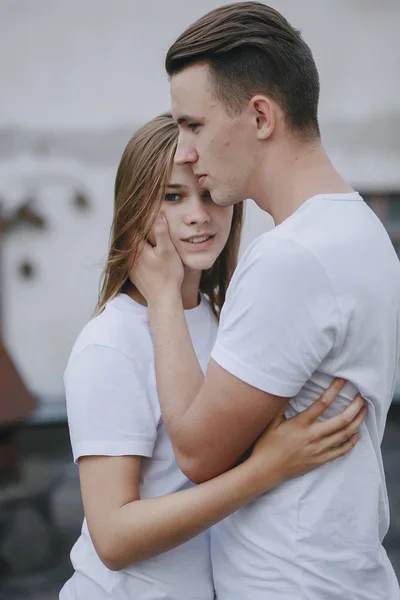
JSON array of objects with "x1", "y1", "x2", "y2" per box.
[
  {"x1": 65, "y1": 344, "x2": 158, "y2": 463},
  {"x1": 211, "y1": 237, "x2": 340, "y2": 397}
]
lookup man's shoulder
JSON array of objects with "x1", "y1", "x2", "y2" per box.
[
  {"x1": 238, "y1": 230, "x2": 322, "y2": 277},
  {"x1": 223, "y1": 229, "x2": 337, "y2": 319}
]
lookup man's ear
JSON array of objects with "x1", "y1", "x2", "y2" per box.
[{"x1": 250, "y1": 95, "x2": 276, "y2": 140}]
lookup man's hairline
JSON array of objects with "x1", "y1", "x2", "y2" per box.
[
  {"x1": 167, "y1": 58, "x2": 320, "y2": 140},
  {"x1": 167, "y1": 59, "x2": 283, "y2": 122}
]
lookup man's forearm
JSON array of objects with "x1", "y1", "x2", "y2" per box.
[{"x1": 148, "y1": 290, "x2": 204, "y2": 445}]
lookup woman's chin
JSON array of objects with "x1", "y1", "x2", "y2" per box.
[{"x1": 183, "y1": 254, "x2": 217, "y2": 272}]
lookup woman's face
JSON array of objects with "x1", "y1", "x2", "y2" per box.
[{"x1": 158, "y1": 163, "x2": 234, "y2": 272}]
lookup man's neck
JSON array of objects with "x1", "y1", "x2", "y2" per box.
[{"x1": 253, "y1": 139, "x2": 354, "y2": 225}]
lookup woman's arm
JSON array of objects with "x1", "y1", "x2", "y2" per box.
[{"x1": 79, "y1": 379, "x2": 365, "y2": 571}]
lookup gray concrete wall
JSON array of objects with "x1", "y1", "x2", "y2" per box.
[{"x1": 0, "y1": 0, "x2": 399, "y2": 416}]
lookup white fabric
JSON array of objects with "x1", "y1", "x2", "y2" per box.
[
  {"x1": 211, "y1": 192, "x2": 400, "y2": 600},
  {"x1": 60, "y1": 293, "x2": 217, "y2": 600}
]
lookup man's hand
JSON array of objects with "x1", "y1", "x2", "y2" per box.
[{"x1": 130, "y1": 214, "x2": 184, "y2": 306}]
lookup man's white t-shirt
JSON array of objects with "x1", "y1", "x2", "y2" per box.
[
  {"x1": 60, "y1": 293, "x2": 217, "y2": 600},
  {"x1": 211, "y1": 192, "x2": 400, "y2": 600}
]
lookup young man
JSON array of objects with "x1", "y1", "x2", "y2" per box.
[{"x1": 131, "y1": 3, "x2": 400, "y2": 598}]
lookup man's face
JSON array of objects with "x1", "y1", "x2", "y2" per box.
[{"x1": 170, "y1": 64, "x2": 258, "y2": 207}]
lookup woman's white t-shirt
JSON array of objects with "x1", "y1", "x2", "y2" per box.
[{"x1": 60, "y1": 293, "x2": 217, "y2": 600}]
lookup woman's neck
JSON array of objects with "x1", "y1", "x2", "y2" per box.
[
  {"x1": 125, "y1": 267, "x2": 201, "y2": 310},
  {"x1": 180, "y1": 266, "x2": 202, "y2": 309}
]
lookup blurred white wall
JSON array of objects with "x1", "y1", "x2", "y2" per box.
[{"x1": 0, "y1": 0, "x2": 399, "y2": 418}]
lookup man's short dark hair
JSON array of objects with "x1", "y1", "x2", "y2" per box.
[{"x1": 166, "y1": 1, "x2": 320, "y2": 138}]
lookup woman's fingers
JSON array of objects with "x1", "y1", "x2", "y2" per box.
[
  {"x1": 312, "y1": 393, "x2": 366, "y2": 439},
  {"x1": 129, "y1": 241, "x2": 154, "y2": 281},
  {"x1": 316, "y1": 404, "x2": 367, "y2": 453},
  {"x1": 299, "y1": 378, "x2": 346, "y2": 424},
  {"x1": 153, "y1": 213, "x2": 176, "y2": 255},
  {"x1": 317, "y1": 432, "x2": 361, "y2": 464}
]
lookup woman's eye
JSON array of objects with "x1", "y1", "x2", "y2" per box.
[
  {"x1": 188, "y1": 123, "x2": 200, "y2": 132},
  {"x1": 202, "y1": 190, "x2": 212, "y2": 199},
  {"x1": 165, "y1": 193, "x2": 181, "y2": 202}
]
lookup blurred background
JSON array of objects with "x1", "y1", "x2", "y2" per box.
[{"x1": 0, "y1": 1, "x2": 399, "y2": 598}]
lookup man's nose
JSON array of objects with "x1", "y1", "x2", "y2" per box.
[{"x1": 174, "y1": 141, "x2": 198, "y2": 166}]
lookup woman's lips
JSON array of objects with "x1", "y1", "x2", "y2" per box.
[{"x1": 182, "y1": 234, "x2": 216, "y2": 250}]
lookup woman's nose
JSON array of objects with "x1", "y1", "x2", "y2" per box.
[{"x1": 184, "y1": 198, "x2": 211, "y2": 225}]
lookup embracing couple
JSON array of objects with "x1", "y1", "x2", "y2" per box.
[{"x1": 60, "y1": 3, "x2": 400, "y2": 599}]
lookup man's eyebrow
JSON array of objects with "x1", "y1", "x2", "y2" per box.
[{"x1": 176, "y1": 115, "x2": 196, "y2": 125}]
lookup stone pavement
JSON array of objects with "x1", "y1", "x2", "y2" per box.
[{"x1": 0, "y1": 410, "x2": 399, "y2": 600}]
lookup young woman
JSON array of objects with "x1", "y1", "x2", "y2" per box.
[{"x1": 60, "y1": 113, "x2": 365, "y2": 600}]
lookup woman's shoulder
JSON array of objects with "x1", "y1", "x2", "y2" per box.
[{"x1": 66, "y1": 294, "x2": 153, "y2": 373}]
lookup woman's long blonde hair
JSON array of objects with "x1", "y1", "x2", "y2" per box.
[{"x1": 96, "y1": 113, "x2": 244, "y2": 318}]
